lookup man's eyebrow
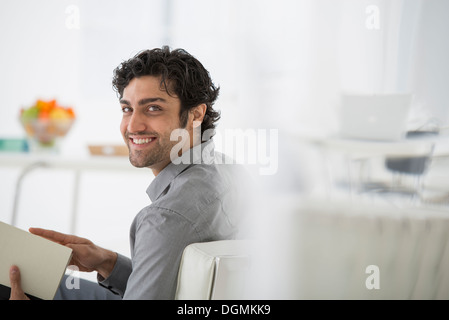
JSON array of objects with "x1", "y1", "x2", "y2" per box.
[
  {"x1": 138, "y1": 97, "x2": 167, "y2": 105},
  {"x1": 119, "y1": 99, "x2": 130, "y2": 106},
  {"x1": 119, "y1": 97, "x2": 167, "y2": 106}
]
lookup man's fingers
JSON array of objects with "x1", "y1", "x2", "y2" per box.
[
  {"x1": 29, "y1": 227, "x2": 70, "y2": 244},
  {"x1": 29, "y1": 227, "x2": 89, "y2": 245},
  {"x1": 9, "y1": 265, "x2": 29, "y2": 300}
]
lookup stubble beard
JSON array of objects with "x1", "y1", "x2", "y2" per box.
[
  {"x1": 127, "y1": 134, "x2": 179, "y2": 169},
  {"x1": 128, "y1": 138, "x2": 164, "y2": 168},
  {"x1": 126, "y1": 117, "x2": 190, "y2": 169}
]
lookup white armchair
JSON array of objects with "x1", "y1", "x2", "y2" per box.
[{"x1": 175, "y1": 240, "x2": 252, "y2": 300}]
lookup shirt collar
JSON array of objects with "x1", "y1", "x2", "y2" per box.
[{"x1": 146, "y1": 139, "x2": 215, "y2": 201}]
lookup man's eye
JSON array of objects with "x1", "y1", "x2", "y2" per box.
[
  {"x1": 148, "y1": 106, "x2": 161, "y2": 112},
  {"x1": 122, "y1": 107, "x2": 132, "y2": 113}
]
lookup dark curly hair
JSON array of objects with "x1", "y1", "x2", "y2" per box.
[{"x1": 112, "y1": 46, "x2": 220, "y2": 138}]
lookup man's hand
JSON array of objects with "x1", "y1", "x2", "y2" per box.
[
  {"x1": 29, "y1": 228, "x2": 118, "y2": 279},
  {"x1": 9, "y1": 266, "x2": 29, "y2": 300}
]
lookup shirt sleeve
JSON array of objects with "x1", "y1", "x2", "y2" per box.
[
  {"x1": 97, "y1": 253, "x2": 132, "y2": 297},
  {"x1": 122, "y1": 206, "x2": 202, "y2": 300}
]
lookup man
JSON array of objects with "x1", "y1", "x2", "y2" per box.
[{"x1": 9, "y1": 46, "x2": 246, "y2": 300}]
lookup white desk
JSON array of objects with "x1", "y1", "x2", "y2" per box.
[
  {"x1": 293, "y1": 132, "x2": 440, "y2": 158},
  {"x1": 0, "y1": 152, "x2": 139, "y2": 172},
  {"x1": 0, "y1": 152, "x2": 141, "y2": 233},
  {"x1": 289, "y1": 130, "x2": 449, "y2": 205}
]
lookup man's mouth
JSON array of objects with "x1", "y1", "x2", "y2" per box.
[{"x1": 130, "y1": 137, "x2": 156, "y2": 146}]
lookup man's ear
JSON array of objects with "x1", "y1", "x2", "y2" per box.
[{"x1": 191, "y1": 104, "x2": 207, "y2": 128}]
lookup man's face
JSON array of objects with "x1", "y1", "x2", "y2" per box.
[{"x1": 119, "y1": 75, "x2": 186, "y2": 174}]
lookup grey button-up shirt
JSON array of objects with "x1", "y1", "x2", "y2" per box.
[{"x1": 98, "y1": 140, "x2": 246, "y2": 299}]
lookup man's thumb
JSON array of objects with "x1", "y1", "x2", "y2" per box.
[{"x1": 9, "y1": 265, "x2": 27, "y2": 300}]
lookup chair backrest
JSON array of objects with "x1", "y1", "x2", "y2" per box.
[{"x1": 175, "y1": 240, "x2": 251, "y2": 300}]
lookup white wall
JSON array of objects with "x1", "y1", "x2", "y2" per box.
[
  {"x1": 1, "y1": 0, "x2": 448, "y2": 146},
  {"x1": 1, "y1": 0, "x2": 449, "y2": 287}
]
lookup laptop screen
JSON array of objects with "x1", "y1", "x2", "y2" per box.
[{"x1": 337, "y1": 93, "x2": 412, "y2": 141}]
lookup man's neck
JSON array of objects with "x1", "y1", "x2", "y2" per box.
[
  {"x1": 150, "y1": 158, "x2": 172, "y2": 177},
  {"x1": 149, "y1": 138, "x2": 209, "y2": 176}
]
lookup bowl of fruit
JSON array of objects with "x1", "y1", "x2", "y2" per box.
[{"x1": 20, "y1": 99, "x2": 76, "y2": 152}]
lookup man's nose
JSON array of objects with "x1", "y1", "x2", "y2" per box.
[{"x1": 127, "y1": 112, "x2": 147, "y2": 133}]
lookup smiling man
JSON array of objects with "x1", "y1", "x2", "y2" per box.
[
  {"x1": 9, "y1": 47, "x2": 247, "y2": 300},
  {"x1": 119, "y1": 76, "x2": 208, "y2": 172},
  {"x1": 117, "y1": 48, "x2": 219, "y2": 172},
  {"x1": 120, "y1": 76, "x2": 191, "y2": 172}
]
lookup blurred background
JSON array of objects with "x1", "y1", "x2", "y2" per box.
[{"x1": 1, "y1": 0, "x2": 449, "y2": 297}]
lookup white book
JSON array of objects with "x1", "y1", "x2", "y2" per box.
[{"x1": 0, "y1": 221, "x2": 72, "y2": 300}]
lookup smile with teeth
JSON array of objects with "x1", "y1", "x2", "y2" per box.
[{"x1": 132, "y1": 137, "x2": 155, "y2": 145}]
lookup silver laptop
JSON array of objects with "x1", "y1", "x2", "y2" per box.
[{"x1": 337, "y1": 93, "x2": 412, "y2": 141}]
